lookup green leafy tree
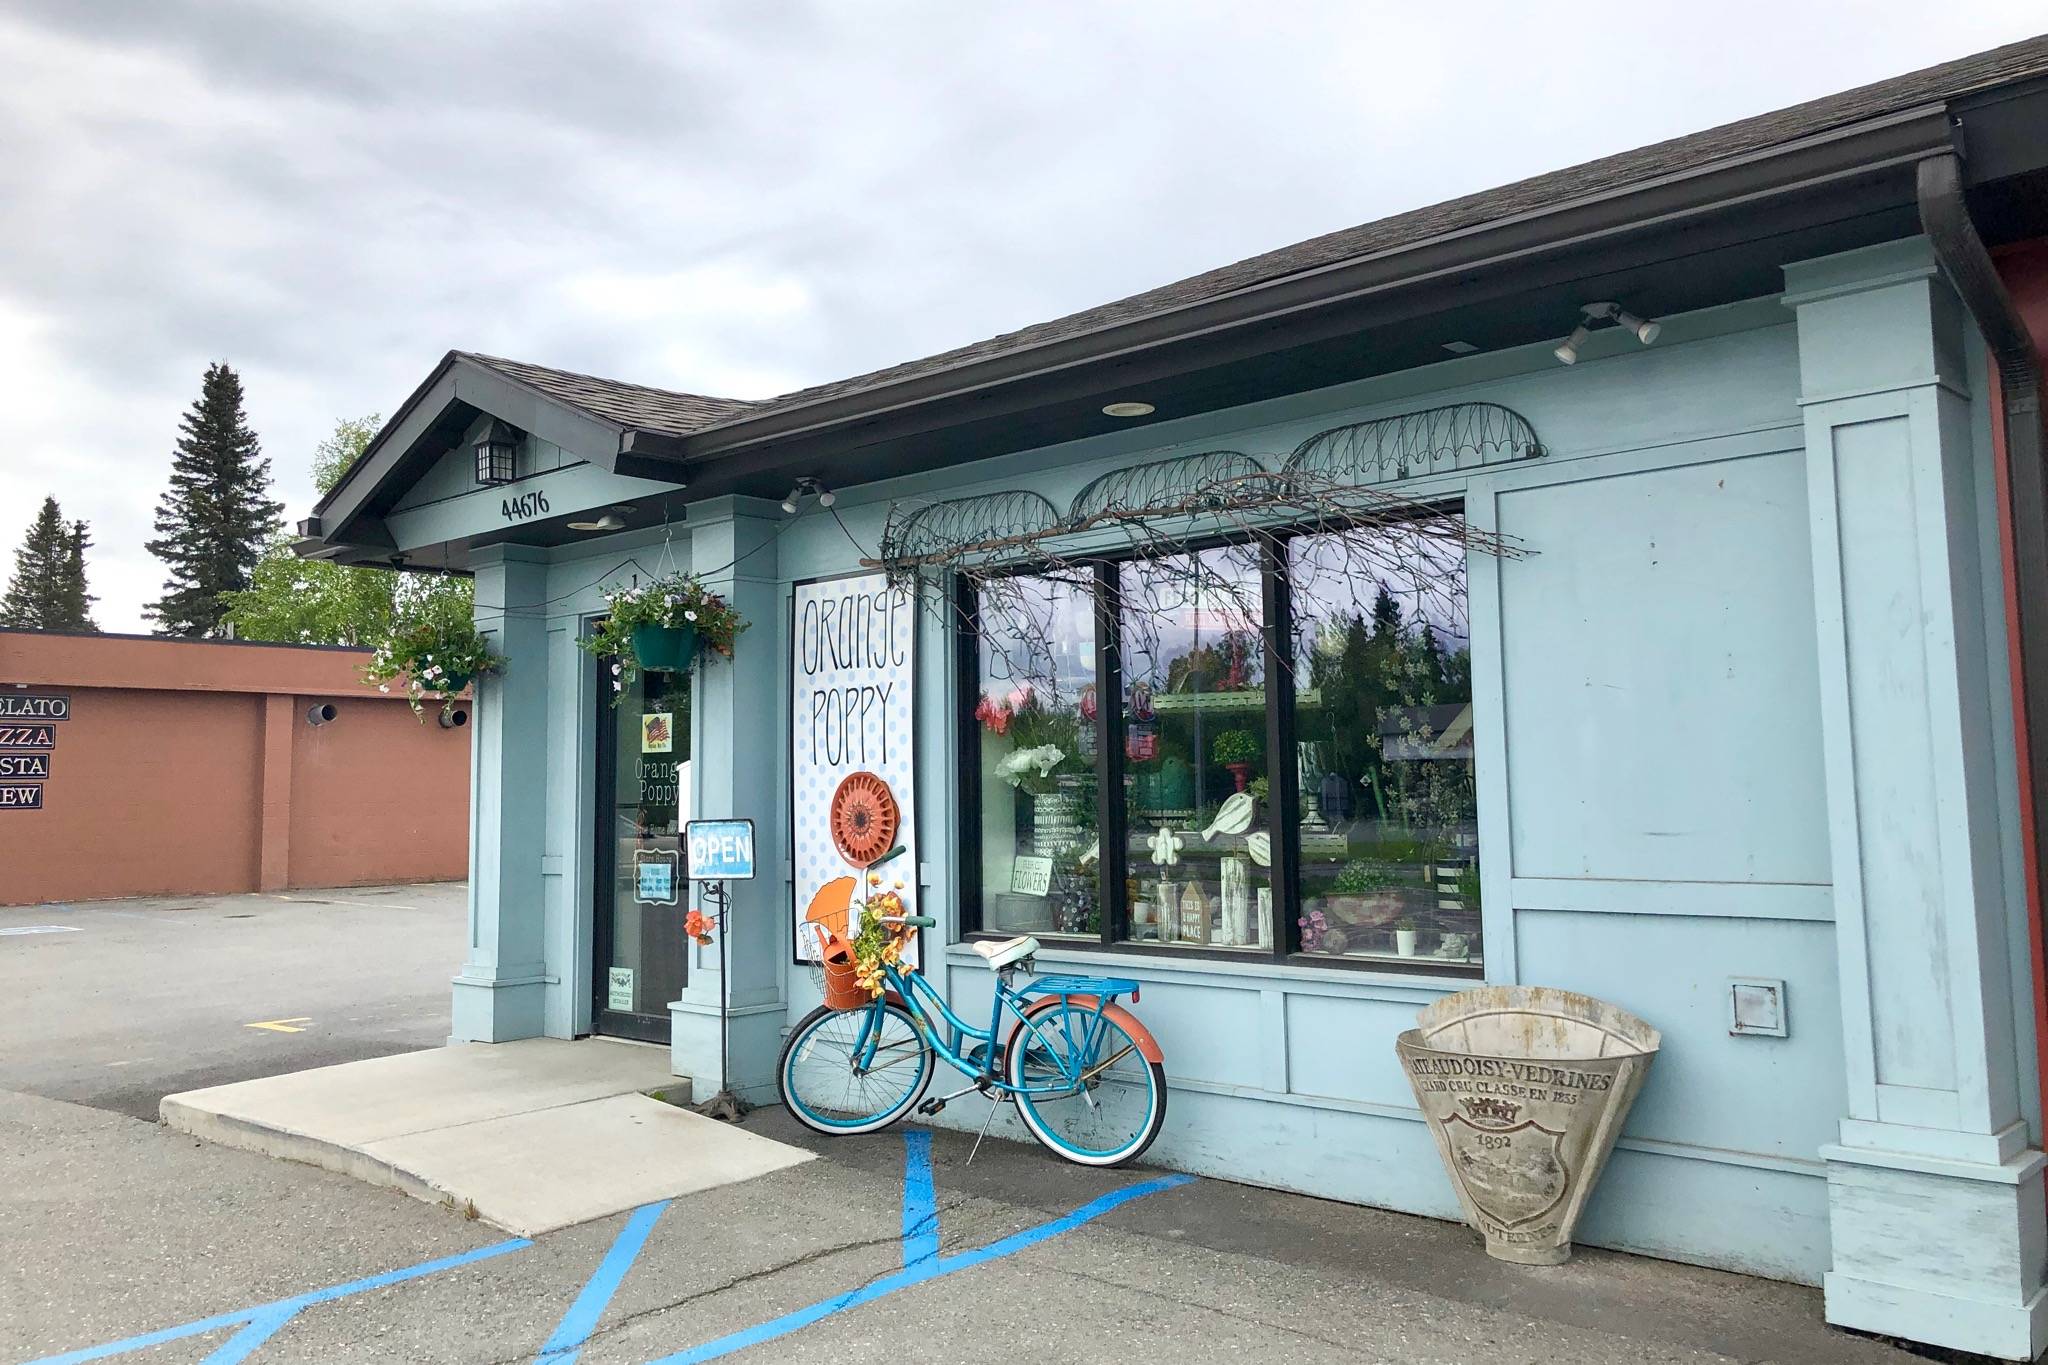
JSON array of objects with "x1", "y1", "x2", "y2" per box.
[
  {"x1": 225, "y1": 415, "x2": 474, "y2": 645},
  {"x1": 1, "y1": 495, "x2": 98, "y2": 632},
  {"x1": 144, "y1": 363, "x2": 284, "y2": 636}
]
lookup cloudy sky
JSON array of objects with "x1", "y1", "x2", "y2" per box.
[{"x1": 1, "y1": 2, "x2": 2040, "y2": 631}]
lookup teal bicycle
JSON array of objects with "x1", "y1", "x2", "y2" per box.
[{"x1": 778, "y1": 915, "x2": 1168, "y2": 1167}]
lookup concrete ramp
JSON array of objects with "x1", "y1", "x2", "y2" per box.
[{"x1": 161, "y1": 1038, "x2": 811, "y2": 1235}]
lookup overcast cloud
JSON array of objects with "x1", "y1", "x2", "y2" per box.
[{"x1": 0, "y1": 1, "x2": 2040, "y2": 630}]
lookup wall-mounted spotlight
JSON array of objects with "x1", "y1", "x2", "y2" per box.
[
  {"x1": 306, "y1": 702, "x2": 337, "y2": 726},
  {"x1": 1552, "y1": 323, "x2": 1594, "y2": 367},
  {"x1": 780, "y1": 478, "x2": 836, "y2": 515},
  {"x1": 1553, "y1": 301, "x2": 1663, "y2": 365}
]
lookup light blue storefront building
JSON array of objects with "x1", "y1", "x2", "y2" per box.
[{"x1": 298, "y1": 40, "x2": 2048, "y2": 1360}]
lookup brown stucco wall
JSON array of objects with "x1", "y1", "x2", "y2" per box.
[{"x1": 0, "y1": 631, "x2": 469, "y2": 905}]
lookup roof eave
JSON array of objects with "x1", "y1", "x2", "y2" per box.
[{"x1": 656, "y1": 101, "x2": 1960, "y2": 469}]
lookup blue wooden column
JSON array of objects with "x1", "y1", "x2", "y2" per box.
[
  {"x1": 1785, "y1": 238, "x2": 2046, "y2": 1360},
  {"x1": 451, "y1": 544, "x2": 551, "y2": 1042},
  {"x1": 672, "y1": 497, "x2": 788, "y2": 1099}
]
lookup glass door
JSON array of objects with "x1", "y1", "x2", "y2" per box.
[{"x1": 592, "y1": 659, "x2": 691, "y2": 1042}]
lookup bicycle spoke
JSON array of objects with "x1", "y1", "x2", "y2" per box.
[
  {"x1": 783, "y1": 1005, "x2": 931, "y2": 1130},
  {"x1": 1010, "y1": 1012, "x2": 1160, "y2": 1163}
]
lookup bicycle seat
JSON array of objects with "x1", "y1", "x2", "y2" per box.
[{"x1": 970, "y1": 936, "x2": 1039, "y2": 970}]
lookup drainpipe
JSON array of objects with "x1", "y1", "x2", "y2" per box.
[{"x1": 1917, "y1": 150, "x2": 2048, "y2": 1165}]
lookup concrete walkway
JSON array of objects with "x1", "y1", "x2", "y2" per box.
[{"x1": 161, "y1": 1038, "x2": 812, "y2": 1235}]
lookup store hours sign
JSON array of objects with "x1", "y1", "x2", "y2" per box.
[{"x1": 790, "y1": 573, "x2": 918, "y2": 965}]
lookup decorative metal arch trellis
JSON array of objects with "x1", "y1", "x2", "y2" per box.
[
  {"x1": 877, "y1": 489, "x2": 1063, "y2": 566},
  {"x1": 1066, "y1": 450, "x2": 1267, "y2": 523},
  {"x1": 1284, "y1": 401, "x2": 1542, "y2": 485}
]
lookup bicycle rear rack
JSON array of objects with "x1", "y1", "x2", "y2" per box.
[{"x1": 1017, "y1": 973, "x2": 1141, "y2": 1004}]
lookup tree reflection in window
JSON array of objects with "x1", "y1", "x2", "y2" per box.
[
  {"x1": 1290, "y1": 523, "x2": 1478, "y2": 965},
  {"x1": 973, "y1": 573, "x2": 1101, "y2": 940}
]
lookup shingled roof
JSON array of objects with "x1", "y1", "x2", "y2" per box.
[
  {"x1": 744, "y1": 33, "x2": 2048, "y2": 419},
  {"x1": 459, "y1": 352, "x2": 760, "y2": 437},
  {"x1": 353, "y1": 35, "x2": 2048, "y2": 464}
]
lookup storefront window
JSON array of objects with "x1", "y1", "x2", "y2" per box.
[
  {"x1": 973, "y1": 574, "x2": 1100, "y2": 940},
  {"x1": 1289, "y1": 524, "x2": 1478, "y2": 966},
  {"x1": 1117, "y1": 547, "x2": 1272, "y2": 951},
  {"x1": 958, "y1": 509, "x2": 1480, "y2": 975}
]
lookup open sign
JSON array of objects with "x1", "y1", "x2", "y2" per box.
[{"x1": 686, "y1": 819, "x2": 756, "y2": 881}]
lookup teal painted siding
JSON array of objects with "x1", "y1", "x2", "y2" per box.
[{"x1": 441, "y1": 252, "x2": 2035, "y2": 1298}]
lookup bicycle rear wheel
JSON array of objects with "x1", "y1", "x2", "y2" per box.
[
  {"x1": 779, "y1": 1002, "x2": 934, "y2": 1136},
  {"x1": 1005, "y1": 1000, "x2": 1166, "y2": 1167}
]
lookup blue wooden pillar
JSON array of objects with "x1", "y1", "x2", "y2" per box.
[
  {"x1": 671, "y1": 497, "x2": 788, "y2": 1100},
  {"x1": 1786, "y1": 238, "x2": 2047, "y2": 1360},
  {"x1": 451, "y1": 544, "x2": 551, "y2": 1042}
]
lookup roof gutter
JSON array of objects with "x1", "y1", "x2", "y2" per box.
[
  {"x1": 669, "y1": 103, "x2": 1960, "y2": 464},
  {"x1": 1918, "y1": 150, "x2": 2048, "y2": 1153}
]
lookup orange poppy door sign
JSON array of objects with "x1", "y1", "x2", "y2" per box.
[{"x1": 790, "y1": 573, "x2": 919, "y2": 966}]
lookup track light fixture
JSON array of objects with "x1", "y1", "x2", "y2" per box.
[
  {"x1": 1553, "y1": 301, "x2": 1663, "y2": 365},
  {"x1": 781, "y1": 477, "x2": 835, "y2": 515}
]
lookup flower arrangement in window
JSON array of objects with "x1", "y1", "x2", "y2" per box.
[
  {"x1": 363, "y1": 613, "x2": 504, "y2": 720},
  {"x1": 978, "y1": 686, "x2": 1082, "y2": 795},
  {"x1": 580, "y1": 572, "x2": 747, "y2": 697}
]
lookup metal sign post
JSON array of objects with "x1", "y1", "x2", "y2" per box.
[{"x1": 685, "y1": 819, "x2": 756, "y2": 1122}]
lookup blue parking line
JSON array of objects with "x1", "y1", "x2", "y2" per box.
[
  {"x1": 19, "y1": 1237, "x2": 531, "y2": 1365},
  {"x1": 535, "y1": 1200, "x2": 671, "y2": 1365},
  {"x1": 643, "y1": 1131, "x2": 1195, "y2": 1365},
  {"x1": 899, "y1": 1129, "x2": 938, "y2": 1267}
]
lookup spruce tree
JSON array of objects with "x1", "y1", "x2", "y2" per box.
[
  {"x1": 61, "y1": 519, "x2": 98, "y2": 631},
  {"x1": 144, "y1": 362, "x2": 283, "y2": 636},
  {"x1": 0, "y1": 496, "x2": 97, "y2": 632}
]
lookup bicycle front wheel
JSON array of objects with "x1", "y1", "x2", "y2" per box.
[
  {"x1": 1005, "y1": 1000, "x2": 1166, "y2": 1167},
  {"x1": 779, "y1": 1002, "x2": 934, "y2": 1136}
]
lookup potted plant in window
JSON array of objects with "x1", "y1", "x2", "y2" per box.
[
  {"x1": 1318, "y1": 855, "x2": 1406, "y2": 954},
  {"x1": 580, "y1": 572, "x2": 747, "y2": 696},
  {"x1": 1212, "y1": 729, "x2": 1260, "y2": 792},
  {"x1": 363, "y1": 611, "x2": 504, "y2": 721},
  {"x1": 1394, "y1": 914, "x2": 1418, "y2": 958}
]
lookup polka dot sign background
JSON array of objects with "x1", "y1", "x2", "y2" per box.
[{"x1": 791, "y1": 573, "x2": 920, "y2": 966}]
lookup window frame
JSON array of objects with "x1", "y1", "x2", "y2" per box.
[{"x1": 957, "y1": 508, "x2": 1482, "y2": 978}]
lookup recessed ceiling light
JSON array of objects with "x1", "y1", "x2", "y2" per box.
[
  {"x1": 1440, "y1": 340, "x2": 1479, "y2": 355},
  {"x1": 566, "y1": 513, "x2": 626, "y2": 533},
  {"x1": 1102, "y1": 401, "x2": 1156, "y2": 418}
]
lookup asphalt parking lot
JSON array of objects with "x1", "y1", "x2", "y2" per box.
[{"x1": 0, "y1": 886, "x2": 1923, "y2": 1364}]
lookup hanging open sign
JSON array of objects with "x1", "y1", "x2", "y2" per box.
[{"x1": 687, "y1": 819, "x2": 756, "y2": 881}]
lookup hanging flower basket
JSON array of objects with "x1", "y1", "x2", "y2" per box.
[
  {"x1": 580, "y1": 571, "x2": 747, "y2": 700},
  {"x1": 630, "y1": 622, "x2": 698, "y2": 673},
  {"x1": 362, "y1": 613, "x2": 503, "y2": 721}
]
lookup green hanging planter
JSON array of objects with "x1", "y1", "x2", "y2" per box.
[
  {"x1": 631, "y1": 623, "x2": 698, "y2": 673},
  {"x1": 438, "y1": 672, "x2": 471, "y2": 695}
]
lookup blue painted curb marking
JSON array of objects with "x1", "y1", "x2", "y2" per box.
[
  {"x1": 535, "y1": 1200, "x2": 672, "y2": 1365},
  {"x1": 641, "y1": 1131, "x2": 1196, "y2": 1365},
  {"x1": 18, "y1": 1237, "x2": 531, "y2": 1365},
  {"x1": 899, "y1": 1129, "x2": 939, "y2": 1268}
]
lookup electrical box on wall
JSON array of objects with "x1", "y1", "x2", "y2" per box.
[{"x1": 1728, "y1": 978, "x2": 1788, "y2": 1037}]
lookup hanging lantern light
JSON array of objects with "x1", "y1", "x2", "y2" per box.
[{"x1": 473, "y1": 419, "x2": 519, "y2": 486}]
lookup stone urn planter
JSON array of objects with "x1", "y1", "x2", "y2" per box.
[{"x1": 1397, "y1": 985, "x2": 1659, "y2": 1265}]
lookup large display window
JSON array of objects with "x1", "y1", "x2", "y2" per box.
[{"x1": 960, "y1": 514, "x2": 1479, "y2": 973}]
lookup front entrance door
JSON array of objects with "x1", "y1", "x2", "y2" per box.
[{"x1": 592, "y1": 661, "x2": 691, "y2": 1043}]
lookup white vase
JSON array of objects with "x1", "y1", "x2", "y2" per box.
[
  {"x1": 1396, "y1": 928, "x2": 1418, "y2": 957},
  {"x1": 1219, "y1": 857, "x2": 1250, "y2": 946}
]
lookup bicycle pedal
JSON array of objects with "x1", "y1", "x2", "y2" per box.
[{"x1": 916, "y1": 1097, "x2": 947, "y2": 1117}]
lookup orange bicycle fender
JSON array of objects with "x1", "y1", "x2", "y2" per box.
[{"x1": 1013, "y1": 994, "x2": 1164, "y2": 1065}]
